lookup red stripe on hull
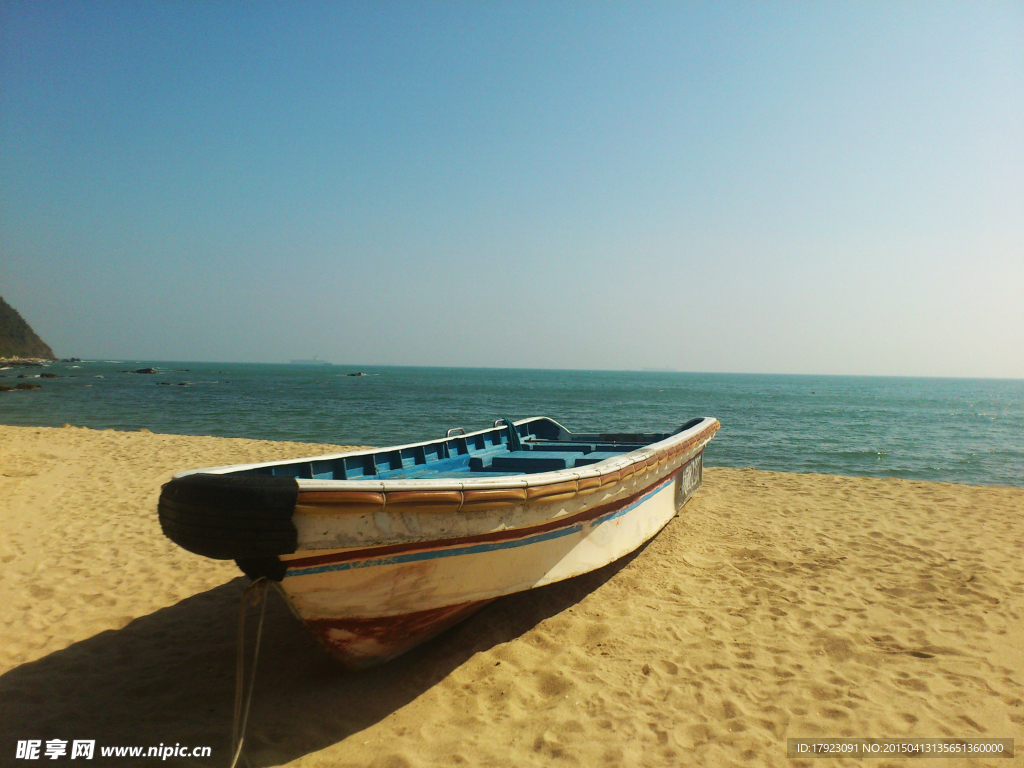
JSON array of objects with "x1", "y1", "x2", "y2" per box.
[
  {"x1": 285, "y1": 465, "x2": 685, "y2": 570},
  {"x1": 304, "y1": 600, "x2": 492, "y2": 669}
]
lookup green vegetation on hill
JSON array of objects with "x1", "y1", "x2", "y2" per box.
[{"x1": 0, "y1": 296, "x2": 56, "y2": 359}]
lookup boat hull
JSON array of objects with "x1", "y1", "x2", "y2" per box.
[
  {"x1": 158, "y1": 415, "x2": 718, "y2": 668},
  {"x1": 302, "y1": 601, "x2": 492, "y2": 669},
  {"x1": 277, "y1": 454, "x2": 704, "y2": 668}
]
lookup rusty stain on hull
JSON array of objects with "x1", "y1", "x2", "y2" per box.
[{"x1": 304, "y1": 600, "x2": 492, "y2": 669}]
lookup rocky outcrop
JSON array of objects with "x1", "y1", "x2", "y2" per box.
[
  {"x1": 0, "y1": 297, "x2": 55, "y2": 360},
  {"x1": 0, "y1": 382, "x2": 43, "y2": 392}
]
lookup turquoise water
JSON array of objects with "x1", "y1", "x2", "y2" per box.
[{"x1": 2, "y1": 361, "x2": 1022, "y2": 487}]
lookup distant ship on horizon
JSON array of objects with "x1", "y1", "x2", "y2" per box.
[{"x1": 289, "y1": 356, "x2": 332, "y2": 365}]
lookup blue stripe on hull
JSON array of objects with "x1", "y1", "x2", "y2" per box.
[{"x1": 285, "y1": 474, "x2": 676, "y2": 578}]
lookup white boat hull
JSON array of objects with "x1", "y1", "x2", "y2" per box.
[
  {"x1": 278, "y1": 454, "x2": 704, "y2": 667},
  {"x1": 159, "y1": 416, "x2": 718, "y2": 667}
]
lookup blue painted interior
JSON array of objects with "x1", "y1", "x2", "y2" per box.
[{"x1": 239, "y1": 418, "x2": 677, "y2": 481}]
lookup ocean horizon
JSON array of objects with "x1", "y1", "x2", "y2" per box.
[{"x1": 3, "y1": 360, "x2": 1022, "y2": 488}]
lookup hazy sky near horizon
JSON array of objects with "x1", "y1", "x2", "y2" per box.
[{"x1": 1, "y1": 2, "x2": 1021, "y2": 377}]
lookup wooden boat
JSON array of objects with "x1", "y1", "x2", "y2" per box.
[{"x1": 158, "y1": 416, "x2": 719, "y2": 668}]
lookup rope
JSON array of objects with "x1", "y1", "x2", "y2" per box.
[
  {"x1": 230, "y1": 577, "x2": 269, "y2": 768},
  {"x1": 499, "y1": 418, "x2": 521, "y2": 452}
]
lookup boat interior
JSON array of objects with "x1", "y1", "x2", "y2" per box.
[{"x1": 234, "y1": 417, "x2": 706, "y2": 481}]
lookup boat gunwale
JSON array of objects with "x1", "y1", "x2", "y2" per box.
[{"x1": 175, "y1": 417, "x2": 719, "y2": 503}]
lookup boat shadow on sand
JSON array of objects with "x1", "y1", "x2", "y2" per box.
[{"x1": 0, "y1": 549, "x2": 644, "y2": 766}]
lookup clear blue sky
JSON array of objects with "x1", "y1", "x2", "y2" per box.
[{"x1": 2, "y1": 2, "x2": 1021, "y2": 377}]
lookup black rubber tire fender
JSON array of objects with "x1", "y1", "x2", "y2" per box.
[{"x1": 158, "y1": 473, "x2": 299, "y2": 561}]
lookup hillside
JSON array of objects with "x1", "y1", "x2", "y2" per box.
[{"x1": 0, "y1": 296, "x2": 56, "y2": 359}]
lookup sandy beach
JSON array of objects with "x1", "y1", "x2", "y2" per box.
[{"x1": 1, "y1": 424, "x2": 1021, "y2": 767}]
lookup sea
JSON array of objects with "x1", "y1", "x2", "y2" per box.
[{"x1": 2, "y1": 361, "x2": 1022, "y2": 488}]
